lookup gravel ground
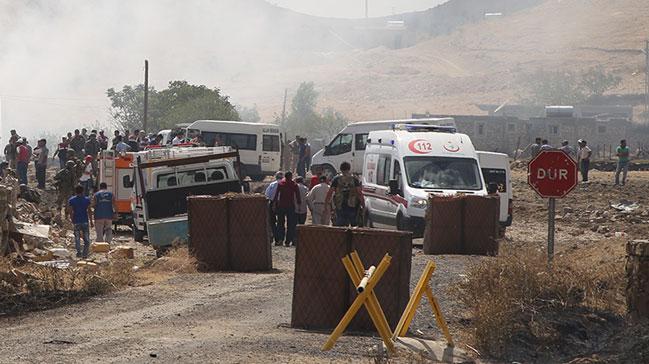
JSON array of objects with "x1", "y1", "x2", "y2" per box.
[{"x1": 3, "y1": 170, "x2": 646, "y2": 363}]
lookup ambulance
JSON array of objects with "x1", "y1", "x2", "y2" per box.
[
  {"x1": 362, "y1": 124, "x2": 511, "y2": 236},
  {"x1": 99, "y1": 150, "x2": 137, "y2": 226}
]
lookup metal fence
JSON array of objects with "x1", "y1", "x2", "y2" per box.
[
  {"x1": 423, "y1": 195, "x2": 500, "y2": 256},
  {"x1": 291, "y1": 225, "x2": 412, "y2": 332},
  {"x1": 187, "y1": 194, "x2": 272, "y2": 272}
]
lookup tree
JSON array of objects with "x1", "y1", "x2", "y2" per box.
[
  {"x1": 279, "y1": 82, "x2": 348, "y2": 141},
  {"x1": 520, "y1": 67, "x2": 622, "y2": 105},
  {"x1": 107, "y1": 81, "x2": 239, "y2": 132}
]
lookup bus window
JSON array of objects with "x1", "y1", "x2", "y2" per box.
[{"x1": 263, "y1": 135, "x2": 280, "y2": 152}]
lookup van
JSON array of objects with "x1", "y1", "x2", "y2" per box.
[
  {"x1": 130, "y1": 146, "x2": 242, "y2": 253},
  {"x1": 362, "y1": 124, "x2": 511, "y2": 236},
  {"x1": 477, "y1": 151, "x2": 513, "y2": 227},
  {"x1": 186, "y1": 120, "x2": 281, "y2": 180},
  {"x1": 311, "y1": 118, "x2": 455, "y2": 177}
]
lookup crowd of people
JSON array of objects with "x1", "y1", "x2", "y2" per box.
[
  {"x1": 2, "y1": 128, "x2": 152, "y2": 259},
  {"x1": 265, "y1": 161, "x2": 364, "y2": 247},
  {"x1": 526, "y1": 137, "x2": 630, "y2": 186}
]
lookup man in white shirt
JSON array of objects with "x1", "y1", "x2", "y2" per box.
[
  {"x1": 265, "y1": 171, "x2": 283, "y2": 245},
  {"x1": 577, "y1": 139, "x2": 592, "y2": 183},
  {"x1": 172, "y1": 132, "x2": 184, "y2": 146},
  {"x1": 306, "y1": 175, "x2": 330, "y2": 225}
]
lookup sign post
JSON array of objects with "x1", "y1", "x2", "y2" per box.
[{"x1": 528, "y1": 150, "x2": 578, "y2": 264}]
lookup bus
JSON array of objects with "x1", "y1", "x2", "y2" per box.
[{"x1": 186, "y1": 120, "x2": 281, "y2": 180}]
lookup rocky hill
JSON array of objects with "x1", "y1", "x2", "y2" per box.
[{"x1": 234, "y1": 0, "x2": 649, "y2": 122}]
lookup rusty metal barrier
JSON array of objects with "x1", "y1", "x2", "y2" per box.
[
  {"x1": 187, "y1": 194, "x2": 272, "y2": 272},
  {"x1": 463, "y1": 195, "x2": 499, "y2": 255},
  {"x1": 187, "y1": 196, "x2": 229, "y2": 271},
  {"x1": 291, "y1": 226, "x2": 351, "y2": 330},
  {"x1": 423, "y1": 195, "x2": 500, "y2": 256},
  {"x1": 291, "y1": 225, "x2": 412, "y2": 332},
  {"x1": 228, "y1": 194, "x2": 273, "y2": 271},
  {"x1": 423, "y1": 196, "x2": 464, "y2": 255}
]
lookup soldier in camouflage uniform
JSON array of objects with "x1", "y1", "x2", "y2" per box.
[{"x1": 54, "y1": 160, "x2": 78, "y2": 211}]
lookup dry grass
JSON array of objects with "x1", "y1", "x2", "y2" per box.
[
  {"x1": 0, "y1": 257, "x2": 135, "y2": 315},
  {"x1": 455, "y1": 247, "x2": 625, "y2": 360},
  {"x1": 146, "y1": 246, "x2": 197, "y2": 274}
]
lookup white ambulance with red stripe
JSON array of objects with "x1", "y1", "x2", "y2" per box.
[{"x1": 362, "y1": 124, "x2": 511, "y2": 236}]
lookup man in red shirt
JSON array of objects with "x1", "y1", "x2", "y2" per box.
[
  {"x1": 16, "y1": 140, "x2": 30, "y2": 185},
  {"x1": 272, "y1": 171, "x2": 301, "y2": 247}
]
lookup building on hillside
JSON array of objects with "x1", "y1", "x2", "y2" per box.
[{"x1": 413, "y1": 113, "x2": 635, "y2": 158}]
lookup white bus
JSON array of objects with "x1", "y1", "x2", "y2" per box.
[{"x1": 186, "y1": 120, "x2": 281, "y2": 180}]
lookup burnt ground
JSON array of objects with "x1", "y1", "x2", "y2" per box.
[{"x1": 2, "y1": 170, "x2": 649, "y2": 363}]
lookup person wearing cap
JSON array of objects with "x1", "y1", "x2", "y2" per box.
[
  {"x1": 615, "y1": 139, "x2": 630, "y2": 186},
  {"x1": 79, "y1": 155, "x2": 95, "y2": 196},
  {"x1": 265, "y1": 171, "x2": 284, "y2": 245},
  {"x1": 577, "y1": 139, "x2": 592, "y2": 183},
  {"x1": 34, "y1": 139, "x2": 48, "y2": 189},
  {"x1": 559, "y1": 140, "x2": 576, "y2": 160},
  {"x1": 15, "y1": 140, "x2": 30, "y2": 185}
]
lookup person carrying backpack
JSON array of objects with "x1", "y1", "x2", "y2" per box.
[{"x1": 325, "y1": 162, "x2": 365, "y2": 227}]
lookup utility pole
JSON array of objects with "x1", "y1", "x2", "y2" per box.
[
  {"x1": 644, "y1": 40, "x2": 649, "y2": 122},
  {"x1": 365, "y1": 0, "x2": 368, "y2": 18},
  {"x1": 143, "y1": 59, "x2": 149, "y2": 132},
  {"x1": 281, "y1": 88, "x2": 288, "y2": 126}
]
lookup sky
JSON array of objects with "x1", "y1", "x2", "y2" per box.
[{"x1": 268, "y1": 0, "x2": 448, "y2": 18}]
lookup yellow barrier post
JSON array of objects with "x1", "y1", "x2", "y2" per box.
[
  {"x1": 393, "y1": 261, "x2": 454, "y2": 346},
  {"x1": 322, "y1": 252, "x2": 395, "y2": 352}
]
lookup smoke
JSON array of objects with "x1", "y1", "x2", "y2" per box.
[{"x1": 0, "y1": 0, "x2": 351, "y2": 141}]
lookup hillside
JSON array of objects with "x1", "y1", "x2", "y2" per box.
[{"x1": 235, "y1": 0, "x2": 649, "y2": 122}]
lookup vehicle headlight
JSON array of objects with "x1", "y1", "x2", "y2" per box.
[{"x1": 410, "y1": 197, "x2": 428, "y2": 209}]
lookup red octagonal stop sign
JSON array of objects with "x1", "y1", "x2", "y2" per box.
[{"x1": 528, "y1": 150, "x2": 578, "y2": 198}]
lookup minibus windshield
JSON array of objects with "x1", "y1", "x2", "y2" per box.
[{"x1": 404, "y1": 156, "x2": 482, "y2": 190}]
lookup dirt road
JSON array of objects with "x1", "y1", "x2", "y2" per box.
[
  {"x1": 0, "y1": 245, "x2": 477, "y2": 363},
  {"x1": 2, "y1": 170, "x2": 647, "y2": 363}
]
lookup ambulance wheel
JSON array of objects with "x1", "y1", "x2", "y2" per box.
[
  {"x1": 322, "y1": 165, "x2": 336, "y2": 181},
  {"x1": 133, "y1": 227, "x2": 145, "y2": 243}
]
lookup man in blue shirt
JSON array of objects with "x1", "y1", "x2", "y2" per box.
[
  {"x1": 67, "y1": 185, "x2": 93, "y2": 258},
  {"x1": 92, "y1": 182, "x2": 116, "y2": 244},
  {"x1": 265, "y1": 171, "x2": 283, "y2": 246}
]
